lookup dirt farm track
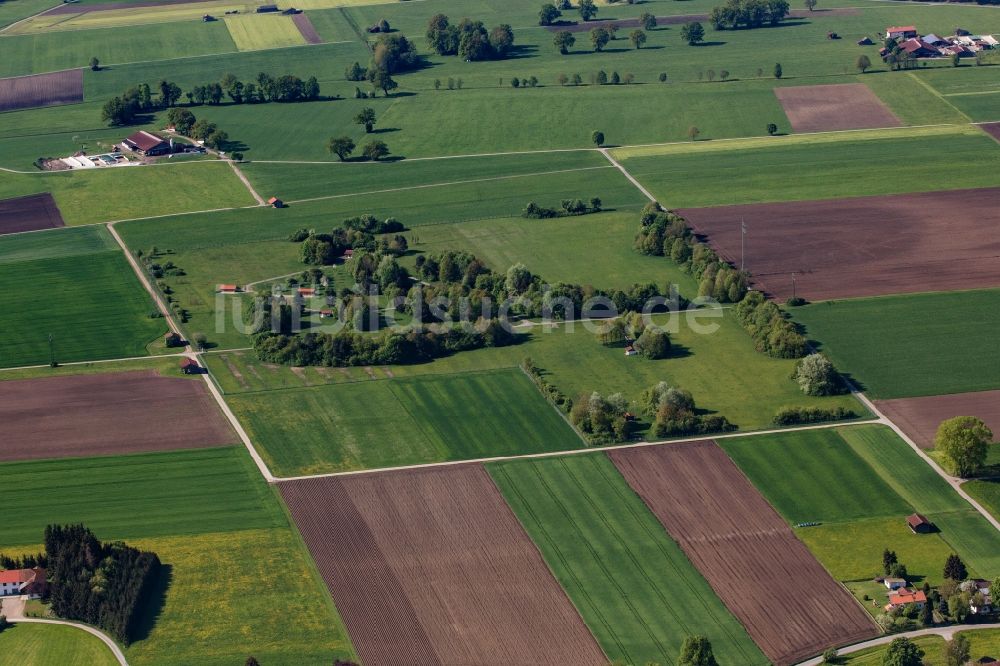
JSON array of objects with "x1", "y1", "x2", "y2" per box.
[
  {"x1": 0, "y1": 371, "x2": 236, "y2": 461},
  {"x1": 875, "y1": 390, "x2": 1000, "y2": 450},
  {"x1": 610, "y1": 441, "x2": 879, "y2": 665},
  {"x1": 678, "y1": 187, "x2": 1000, "y2": 301},
  {"x1": 279, "y1": 465, "x2": 607, "y2": 666}
]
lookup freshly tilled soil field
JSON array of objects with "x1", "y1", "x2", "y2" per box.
[
  {"x1": 774, "y1": 83, "x2": 901, "y2": 133},
  {"x1": 0, "y1": 370, "x2": 236, "y2": 461},
  {"x1": 876, "y1": 390, "x2": 1000, "y2": 449},
  {"x1": 678, "y1": 187, "x2": 1000, "y2": 301},
  {"x1": 0, "y1": 193, "x2": 65, "y2": 235},
  {"x1": 291, "y1": 13, "x2": 322, "y2": 44},
  {"x1": 279, "y1": 465, "x2": 607, "y2": 666},
  {"x1": 0, "y1": 69, "x2": 83, "y2": 112},
  {"x1": 610, "y1": 440, "x2": 878, "y2": 666}
]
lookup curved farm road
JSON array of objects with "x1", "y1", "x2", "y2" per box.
[
  {"x1": 6, "y1": 618, "x2": 128, "y2": 665},
  {"x1": 796, "y1": 623, "x2": 1000, "y2": 665}
]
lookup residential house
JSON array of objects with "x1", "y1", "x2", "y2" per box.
[
  {"x1": 898, "y1": 38, "x2": 938, "y2": 58},
  {"x1": 884, "y1": 577, "x2": 908, "y2": 590},
  {"x1": 886, "y1": 25, "x2": 918, "y2": 40},
  {"x1": 0, "y1": 568, "x2": 46, "y2": 599},
  {"x1": 885, "y1": 588, "x2": 927, "y2": 611}
]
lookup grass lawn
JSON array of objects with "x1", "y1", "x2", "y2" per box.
[
  {"x1": 798, "y1": 517, "x2": 957, "y2": 586},
  {"x1": 0, "y1": 622, "x2": 119, "y2": 666},
  {"x1": 720, "y1": 428, "x2": 910, "y2": 524},
  {"x1": 0, "y1": 162, "x2": 255, "y2": 225},
  {"x1": 0, "y1": 447, "x2": 285, "y2": 547},
  {"x1": 0, "y1": 356, "x2": 197, "y2": 383},
  {"x1": 793, "y1": 289, "x2": 1000, "y2": 399},
  {"x1": 964, "y1": 478, "x2": 1000, "y2": 524},
  {"x1": 489, "y1": 454, "x2": 768, "y2": 666},
  {"x1": 225, "y1": 15, "x2": 307, "y2": 52},
  {"x1": 226, "y1": 368, "x2": 583, "y2": 475},
  {"x1": 961, "y1": 629, "x2": 1000, "y2": 664},
  {"x1": 841, "y1": 635, "x2": 946, "y2": 665},
  {"x1": 0, "y1": 249, "x2": 166, "y2": 368},
  {"x1": 124, "y1": 528, "x2": 354, "y2": 666},
  {"x1": 612, "y1": 125, "x2": 1000, "y2": 208}
]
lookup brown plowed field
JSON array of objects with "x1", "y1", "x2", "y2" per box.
[
  {"x1": 979, "y1": 122, "x2": 1000, "y2": 143},
  {"x1": 44, "y1": 0, "x2": 215, "y2": 14},
  {"x1": 775, "y1": 83, "x2": 901, "y2": 132},
  {"x1": 0, "y1": 69, "x2": 84, "y2": 113},
  {"x1": 291, "y1": 13, "x2": 322, "y2": 44},
  {"x1": 609, "y1": 441, "x2": 878, "y2": 666},
  {"x1": 677, "y1": 187, "x2": 1000, "y2": 301},
  {"x1": 876, "y1": 390, "x2": 1000, "y2": 449},
  {"x1": 279, "y1": 466, "x2": 607, "y2": 666},
  {"x1": 0, "y1": 370, "x2": 236, "y2": 461},
  {"x1": 0, "y1": 193, "x2": 65, "y2": 235},
  {"x1": 542, "y1": 8, "x2": 856, "y2": 31}
]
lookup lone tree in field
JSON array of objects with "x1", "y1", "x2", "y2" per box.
[
  {"x1": 89, "y1": 57, "x2": 100, "y2": 71},
  {"x1": 592, "y1": 130, "x2": 605, "y2": 147},
  {"x1": 368, "y1": 67, "x2": 398, "y2": 97},
  {"x1": 883, "y1": 637, "x2": 924, "y2": 666},
  {"x1": 944, "y1": 554, "x2": 968, "y2": 582},
  {"x1": 774, "y1": 62, "x2": 783, "y2": 78},
  {"x1": 936, "y1": 416, "x2": 992, "y2": 477},
  {"x1": 355, "y1": 107, "x2": 376, "y2": 133},
  {"x1": 687, "y1": 126, "x2": 701, "y2": 141},
  {"x1": 640, "y1": 12, "x2": 657, "y2": 30},
  {"x1": 578, "y1": 0, "x2": 597, "y2": 21},
  {"x1": 767, "y1": 123, "x2": 778, "y2": 135},
  {"x1": 327, "y1": 136, "x2": 356, "y2": 161},
  {"x1": 629, "y1": 29, "x2": 647, "y2": 49},
  {"x1": 678, "y1": 635, "x2": 718, "y2": 666},
  {"x1": 794, "y1": 353, "x2": 842, "y2": 396},
  {"x1": 245, "y1": 658, "x2": 260, "y2": 666},
  {"x1": 856, "y1": 54, "x2": 872, "y2": 73},
  {"x1": 805, "y1": 0, "x2": 817, "y2": 10},
  {"x1": 363, "y1": 139, "x2": 390, "y2": 161},
  {"x1": 538, "y1": 3, "x2": 561, "y2": 26},
  {"x1": 554, "y1": 30, "x2": 575, "y2": 54},
  {"x1": 681, "y1": 22, "x2": 705, "y2": 45},
  {"x1": 634, "y1": 328, "x2": 671, "y2": 359},
  {"x1": 883, "y1": 549, "x2": 898, "y2": 575},
  {"x1": 591, "y1": 27, "x2": 610, "y2": 51}
]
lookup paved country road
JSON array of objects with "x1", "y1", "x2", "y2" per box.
[{"x1": 795, "y1": 623, "x2": 1000, "y2": 665}]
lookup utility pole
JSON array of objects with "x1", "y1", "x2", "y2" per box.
[
  {"x1": 791, "y1": 272, "x2": 797, "y2": 300},
  {"x1": 740, "y1": 217, "x2": 747, "y2": 272}
]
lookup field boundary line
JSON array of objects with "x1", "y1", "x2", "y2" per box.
[
  {"x1": 7, "y1": 618, "x2": 127, "y2": 665},
  {"x1": 906, "y1": 72, "x2": 973, "y2": 123},
  {"x1": 795, "y1": 622, "x2": 1000, "y2": 666},
  {"x1": 249, "y1": 147, "x2": 599, "y2": 165},
  {"x1": 599, "y1": 148, "x2": 656, "y2": 202},
  {"x1": 0, "y1": 1, "x2": 63, "y2": 34},
  {"x1": 283, "y1": 165, "x2": 616, "y2": 205},
  {"x1": 0, "y1": 352, "x2": 187, "y2": 373},
  {"x1": 273, "y1": 418, "x2": 883, "y2": 482}
]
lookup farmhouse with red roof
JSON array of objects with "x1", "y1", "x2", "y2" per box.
[
  {"x1": 0, "y1": 567, "x2": 47, "y2": 599},
  {"x1": 123, "y1": 130, "x2": 171, "y2": 156}
]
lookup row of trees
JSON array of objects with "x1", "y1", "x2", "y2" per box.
[
  {"x1": 538, "y1": 0, "x2": 601, "y2": 25},
  {"x1": 165, "y1": 108, "x2": 230, "y2": 150},
  {"x1": 709, "y1": 0, "x2": 790, "y2": 30},
  {"x1": 45, "y1": 524, "x2": 161, "y2": 645},
  {"x1": 426, "y1": 15, "x2": 515, "y2": 61},
  {"x1": 191, "y1": 72, "x2": 320, "y2": 105},
  {"x1": 522, "y1": 197, "x2": 602, "y2": 218},
  {"x1": 326, "y1": 135, "x2": 390, "y2": 162}
]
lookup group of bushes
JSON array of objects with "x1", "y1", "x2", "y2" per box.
[
  {"x1": 733, "y1": 291, "x2": 808, "y2": 358},
  {"x1": 773, "y1": 405, "x2": 857, "y2": 426},
  {"x1": 641, "y1": 381, "x2": 736, "y2": 437},
  {"x1": 521, "y1": 357, "x2": 571, "y2": 412},
  {"x1": 709, "y1": 0, "x2": 790, "y2": 30},
  {"x1": 570, "y1": 390, "x2": 640, "y2": 444},
  {"x1": 44, "y1": 524, "x2": 161, "y2": 645},
  {"x1": 634, "y1": 203, "x2": 748, "y2": 304},
  {"x1": 290, "y1": 215, "x2": 407, "y2": 267},
  {"x1": 522, "y1": 197, "x2": 602, "y2": 218},
  {"x1": 596, "y1": 312, "x2": 675, "y2": 360},
  {"x1": 426, "y1": 14, "x2": 515, "y2": 61}
]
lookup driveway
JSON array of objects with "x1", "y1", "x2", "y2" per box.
[{"x1": 1, "y1": 595, "x2": 26, "y2": 619}]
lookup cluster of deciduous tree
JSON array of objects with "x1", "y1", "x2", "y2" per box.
[
  {"x1": 188, "y1": 72, "x2": 320, "y2": 106},
  {"x1": 372, "y1": 33, "x2": 420, "y2": 73},
  {"x1": 793, "y1": 353, "x2": 846, "y2": 396},
  {"x1": 101, "y1": 82, "x2": 168, "y2": 125},
  {"x1": 290, "y1": 215, "x2": 407, "y2": 267},
  {"x1": 252, "y1": 321, "x2": 516, "y2": 367},
  {"x1": 641, "y1": 381, "x2": 736, "y2": 437},
  {"x1": 633, "y1": 204, "x2": 748, "y2": 304},
  {"x1": 709, "y1": 0, "x2": 789, "y2": 29},
  {"x1": 44, "y1": 524, "x2": 160, "y2": 645},
  {"x1": 935, "y1": 416, "x2": 994, "y2": 477},
  {"x1": 596, "y1": 311, "x2": 677, "y2": 359},
  {"x1": 164, "y1": 108, "x2": 230, "y2": 149},
  {"x1": 570, "y1": 390, "x2": 639, "y2": 444},
  {"x1": 522, "y1": 197, "x2": 602, "y2": 218},
  {"x1": 521, "y1": 357, "x2": 571, "y2": 412},
  {"x1": 733, "y1": 290, "x2": 808, "y2": 358},
  {"x1": 772, "y1": 405, "x2": 856, "y2": 426},
  {"x1": 345, "y1": 61, "x2": 400, "y2": 96},
  {"x1": 426, "y1": 14, "x2": 515, "y2": 60}
]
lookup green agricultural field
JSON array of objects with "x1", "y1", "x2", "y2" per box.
[
  {"x1": 964, "y1": 479, "x2": 1000, "y2": 524},
  {"x1": 793, "y1": 289, "x2": 1000, "y2": 399},
  {"x1": 841, "y1": 636, "x2": 946, "y2": 665},
  {"x1": 0, "y1": 162, "x2": 255, "y2": 224},
  {"x1": 0, "y1": 447, "x2": 285, "y2": 547},
  {"x1": 921, "y1": 66, "x2": 1000, "y2": 122},
  {"x1": 0, "y1": 622, "x2": 119, "y2": 666},
  {"x1": 225, "y1": 15, "x2": 307, "y2": 51},
  {"x1": 612, "y1": 125, "x2": 1000, "y2": 208},
  {"x1": 721, "y1": 428, "x2": 910, "y2": 524},
  {"x1": 840, "y1": 426, "x2": 1000, "y2": 578},
  {"x1": 489, "y1": 454, "x2": 768, "y2": 666},
  {"x1": 226, "y1": 368, "x2": 583, "y2": 475},
  {"x1": 0, "y1": 224, "x2": 116, "y2": 263},
  {"x1": 124, "y1": 528, "x2": 354, "y2": 666},
  {"x1": 0, "y1": 356, "x2": 196, "y2": 383},
  {"x1": 797, "y1": 517, "x2": 957, "y2": 585},
  {"x1": 0, "y1": 233, "x2": 166, "y2": 368},
  {"x1": 0, "y1": 0, "x2": 62, "y2": 30}
]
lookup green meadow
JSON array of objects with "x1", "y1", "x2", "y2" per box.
[
  {"x1": 490, "y1": 454, "x2": 768, "y2": 666},
  {"x1": 793, "y1": 289, "x2": 1000, "y2": 399},
  {"x1": 0, "y1": 623, "x2": 119, "y2": 666},
  {"x1": 0, "y1": 226, "x2": 165, "y2": 368},
  {"x1": 226, "y1": 368, "x2": 583, "y2": 475},
  {"x1": 964, "y1": 479, "x2": 1000, "y2": 524}
]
